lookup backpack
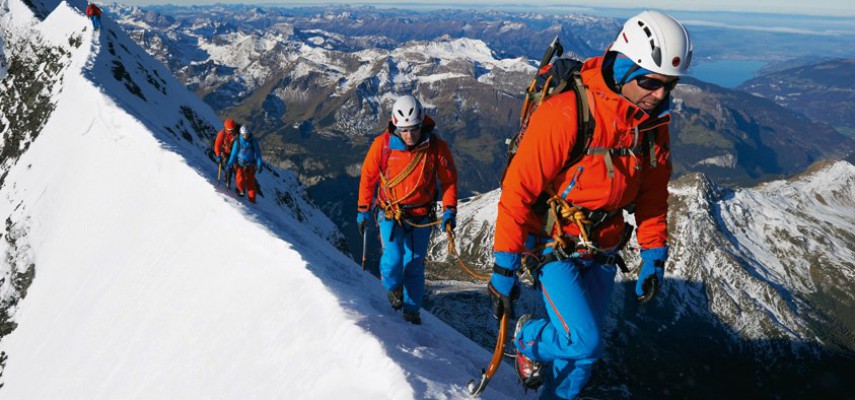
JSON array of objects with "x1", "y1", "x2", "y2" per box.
[
  {"x1": 500, "y1": 37, "x2": 594, "y2": 185},
  {"x1": 220, "y1": 128, "x2": 237, "y2": 155},
  {"x1": 235, "y1": 136, "x2": 258, "y2": 167}
]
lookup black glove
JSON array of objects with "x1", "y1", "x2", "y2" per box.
[
  {"x1": 356, "y1": 211, "x2": 370, "y2": 236},
  {"x1": 488, "y1": 280, "x2": 519, "y2": 321}
]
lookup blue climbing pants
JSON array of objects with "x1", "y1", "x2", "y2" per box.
[
  {"x1": 514, "y1": 257, "x2": 617, "y2": 399},
  {"x1": 377, "y1": 213, "x2": 431, "y2": 314}
]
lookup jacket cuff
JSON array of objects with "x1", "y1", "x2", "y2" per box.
[
  {"x1": 640, "y1": 246, "x2": 669, "y2": 262},
  {"x1": 494, "y1": 251, "x2": 521, "y2": 270}
]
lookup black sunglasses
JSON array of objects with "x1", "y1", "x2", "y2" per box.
[{"x1": 635, "y1": 76, "x2": 679, "y2": 92}]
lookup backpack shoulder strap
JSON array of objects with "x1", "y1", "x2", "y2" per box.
[{"x1": 562, "y1": 71, "x2": 594, "y2": 171}]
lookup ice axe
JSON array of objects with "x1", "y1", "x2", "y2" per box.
[
  {"x1": 361, "y1": 225, "x2": 368, "y2": 272},
  {"x1": 519, "y1": 36, "x2": 564, "y2": 124},
  {"x1": 539, "y1": 36, "x2": 563, "y2": 70},
  {"x1": 467, "y1": 313, "x2": 509, "y2": 397}
]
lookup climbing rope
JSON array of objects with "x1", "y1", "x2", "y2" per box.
[{"x1": 444, "y1": 225, "x2": 491, "y2": 281}]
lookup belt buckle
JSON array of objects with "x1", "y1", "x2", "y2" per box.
[{"x1": 603, "y1": 254, "x2": 616, "y2": 265}]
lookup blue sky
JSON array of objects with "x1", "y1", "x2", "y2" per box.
[{"x1": 119, "y1": 0, "x2": 855, "y2": 17}]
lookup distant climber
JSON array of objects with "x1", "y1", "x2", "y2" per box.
[
  {"x1": 357, "y1": 95, "x2": 458, "y2": 325},
  {"x1": 214, "y1": 118, "x2": 239, "y2": 189},
  {"x1": 86, "y1": 1, "x2": 102, "y2": 31},
  {"x1": 489, "y1": 10, "x2": 693, "y2": 398},
  {"x1": 225, "y1": 125, "x2": 263, "y2": 203}
]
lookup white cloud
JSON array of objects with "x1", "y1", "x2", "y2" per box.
[{"x1": 682, "y1": 19, "x2": 855, "y2": 36}]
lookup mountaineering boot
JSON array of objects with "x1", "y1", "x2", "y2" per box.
[
  {"x1": 514, "y1": 314, "x2": 544, "y2": 391},
  {"x1": 403, "y1": 310, "x2": 422, "y2": 325},
  {"x1": 236, "y1": 188, "x2": 245, "y2": 197},
  {"x1": 387, "y1": 287, "x2": 403, "y2": 311}
]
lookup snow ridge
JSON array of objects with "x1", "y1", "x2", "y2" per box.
[{"x1": 0, "y1": 1, "x2": 531, "y2": 398}]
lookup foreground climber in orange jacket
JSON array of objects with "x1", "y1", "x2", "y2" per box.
[
  {"x1": 357, "y1": 95, "x2": 457, "y2": 325},
  {"x1": 489, "y1": 10, "x2": 692, "y2": 398}
]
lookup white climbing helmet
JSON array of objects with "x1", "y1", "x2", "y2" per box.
[
  {"x1": 391, "y1": 95, "x2": 424, "y2": 128},
  {"x1": 239, "y1": 125, "x2": 250, "y2": 138},
  {"x1": 609, "y1": 10, "x2": 693, "y2": 77}
]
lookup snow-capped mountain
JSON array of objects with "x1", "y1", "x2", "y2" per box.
[
  {"x1": 107, "y1": 5, "x2": 855, "y2": 272},
  {"x1": 427, "y1": 161, "x2": 855, "y2": 398},
  {"x1": 0, "y1": 1, "x2": 532, "y2": 398}
]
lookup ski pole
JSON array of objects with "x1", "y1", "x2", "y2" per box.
[
  {"x1": 217, "y1": 161, "x2": 222, "y2": 185},
  {"x1": 361, "y1": 228, "x2": 368, "y2": 272}
]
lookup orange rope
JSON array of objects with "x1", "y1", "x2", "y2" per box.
[{"x1": 444, "y1": 225, "x2": 491, "y2": 281}]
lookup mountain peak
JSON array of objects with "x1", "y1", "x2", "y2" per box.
[{"x1": 394, "y1": 34, "x2": 531, "y2": 73}]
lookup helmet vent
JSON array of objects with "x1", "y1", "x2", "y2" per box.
[{"x1": 652, "y1": 47, "x2": 662, "y2": 67}]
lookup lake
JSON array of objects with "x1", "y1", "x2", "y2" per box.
[{"x1": 689, "y1": 59, "x2": 768, "y2": 88}]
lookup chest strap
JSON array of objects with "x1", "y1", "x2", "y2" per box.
[
  {"x1": 586, "y1": 145, "x2": 646, "y2": 178},
  {"x1": 380, "y1": 150, "x2": 426, "y2": 190}
]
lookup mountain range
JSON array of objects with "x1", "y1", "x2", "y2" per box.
[
  {"x1": 108, "y1": 5, "x2": 855, "y2": 258},
  {"x1": 0, "y1": 1, "x2": 561, "y2": 398},
  {"x1": 2, "y1": 1, "x2": 855, "y2": 398},
  {"x1": 740, "y1": 57, "x2": 855, "y2": 139}
]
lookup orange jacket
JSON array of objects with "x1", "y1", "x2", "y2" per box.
[
  {"x1": 214, "y1": 129, "x2": 236, "y2": 158},
  {"x1": 358, "y1": 118, "x2": 458, "y2": 216},
  {"x1": 494, "y1": 56, "x2": 673, "y2": 253}
]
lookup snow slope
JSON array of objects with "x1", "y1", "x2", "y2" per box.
[{"x1": 0, "y1": 1, "x2": 527, "y2": 398}]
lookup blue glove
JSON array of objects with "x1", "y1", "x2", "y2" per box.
[
  {"x1": 215, "y1": 155, "x2": 222, "y2": 164},
  {"x1": 356, "y1": 211, "x2": 370, "y2": 236},
  {"x1": 488, "y1": 252, "x2": 520, "y2": 320},
  {"x1": 442, "y1": 209, "x2": 456, "y2": 232},
  {"x1": 636, "y1": 247, "x2": 668, "y2": 303}
]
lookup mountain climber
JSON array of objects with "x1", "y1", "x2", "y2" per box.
[
  {"x1": 85, "y1": 1, "x2": 102, "y2": 31},
  {"x1": 226, "y1": 125, "x2": 263, "y2": 203},
  {"x1": 357, "y1": 95, "x2": 458, "y2": 325},
  {"x1": 489, "y1": 10, "x2": 692, "y2": 398},
  {"x1": 214, "y1": 118, "x2": 239, "y2": 188}
]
